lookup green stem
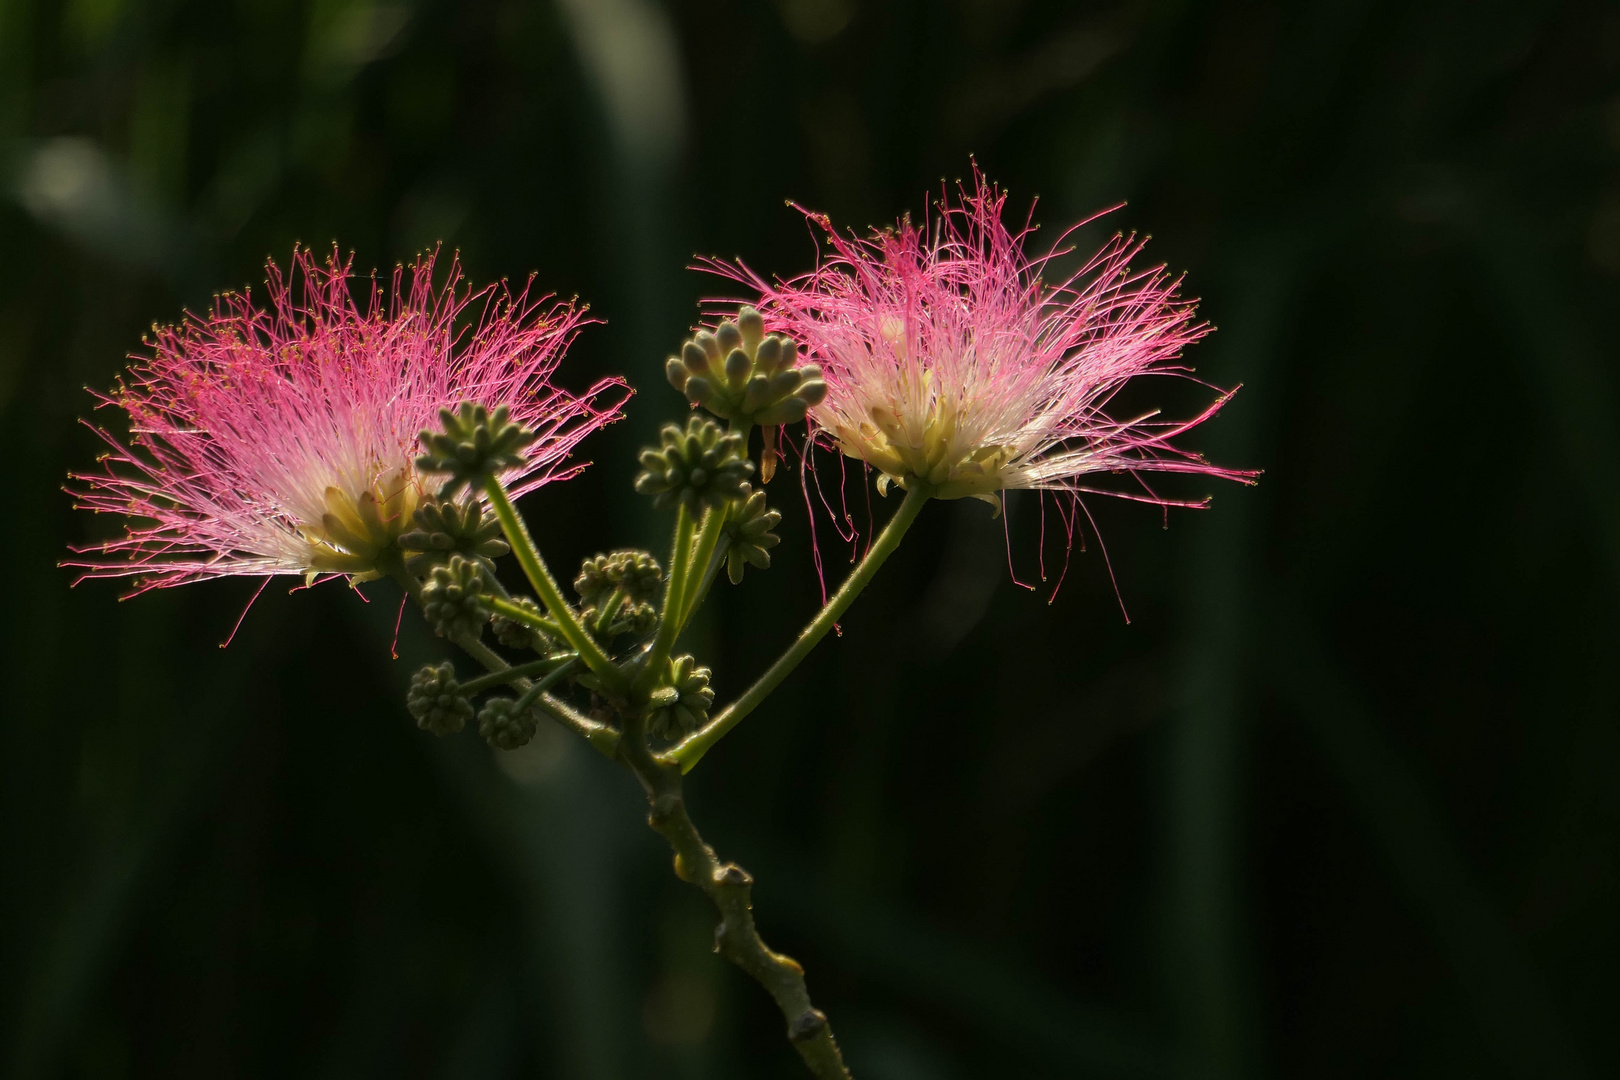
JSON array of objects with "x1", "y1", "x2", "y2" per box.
[
  {"x1": 536, "y1": 694, "x2": 621, "y2": 758},
  {"x1": 456, "y1": 633, "x2": 613, "y2": 755},
  {"x1": 458, "y1": 655, "x2": 570, "y2": 696},
  {"x1": 515, "y1": 657, "x2": 578, "y2": 709},
  {"x1": 485, "y1": 595, "x2": 561, "y2": 636},
  {"x1": 682, "y1": 533, "x2": 733, "y2": 625},
  {"x1": 481, "y1": 477, "x2": 619, "y2": 689},
  {"x1": 667, "y1": 483, "x2": 930, "y2": 772},
  {"x1": 592, "y1": 586, "x2": 627, "y2": 637},
  {"x1": 617, "y1": 712, "x2": 851, "y2": 1079},
  {"x1": 678, "y1": 504, "x2": 729, "y2": 628},
  {"x1": 639, "y1": 504, "x2": 694, "y2": 696}
]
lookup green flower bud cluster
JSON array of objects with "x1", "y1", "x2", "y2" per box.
[
  {"x1": 574, "y1": 549, "x2": 663, "y2": 639},
  {"x1": 407, "y1": 661, "x2": 473, "y2": 736},
  {"x1": 399, "y1": 496, "x2": 510, "y2": 576},
  {"x1": 420, "y1": 554, "x2": 489, "y2": 640},
  {"x1": 646, "y1": 654, "x2": 714, "y2": 740},
  {"x1": 664, "y1": 307, "x2": 827, "y2": 427},
  {"x1": 575, "y1": 550, "x2": 664, "y2": 605},
  {"x1": 478, "y1": 697, "x2": 539, "y2": 750},
  {"x1": 635, "y1": 417, "x2": 753, "y2": 514},
  {"x1": 722, "y1": 484, "x2": 782, "y2": 584},
  {"x1": 416, "y1": 402, "x2": 536, "y2": 496},
  {"x1": 490, "y1": 596, "x2": 552, "y2": 650}
]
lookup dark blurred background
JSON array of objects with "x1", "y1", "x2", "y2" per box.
[{"x1": 3, "y1": 0, "x2": 1617, "y2": 1077}]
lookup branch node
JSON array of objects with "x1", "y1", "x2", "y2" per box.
[
  {"x1": 648, "y1": 791, "x2": 683, "y2": 826},
  {"x1": 715, "y1": 863, "x2": 753, "y2": 889},
  {"x1": 788, "y1": 1010, "x2": 829, "y2": 1042}
]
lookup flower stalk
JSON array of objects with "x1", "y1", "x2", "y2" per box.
[
  {"x1": 481, "y1": 476, "x2": 621, "y2": 691},
  {"x1": 677, "y1": 503, "x2": 730, "y2": 629},
  {"x1": 667, "y1": 482, "x2": 930, "y2": 772},
  {"x1": 637, "y1": 504, "x2": 695, "y2": 697}
]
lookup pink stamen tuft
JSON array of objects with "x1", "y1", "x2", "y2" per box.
[
  {"x1": 67, "y1": 245, "x2": 628, "y2": 595},
  {"x1": 703, "y1": 165, "x2": 1257, "y2": 600}
]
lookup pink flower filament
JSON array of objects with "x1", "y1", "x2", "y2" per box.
[{"x1": 68, "y1": 246, "x2": 627, "y2": 594}]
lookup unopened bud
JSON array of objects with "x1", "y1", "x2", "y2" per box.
[
  {"x1": 407, "y1": 661, "x2": 473, "y2": 736},
  {"x1": 490, "y1": 595, "x2": 551, "y2": 650},
  {"x1": 722, "y1": 484, "x2": 782, "y2": 584},
  {"x1": 646, "y1": 654, "x2": 714, "y2": 740},
  {"x1": 681, "y1": 340, "x2": 709, "y2": 372},
  {"x1": 575, "y1": 550, "x2": 664, "y2": 637},
  {"x1": 415, "y1": 402, "x2": 537, "y2": 497},
  {"x1": 400, "y1": 495, "x2": 509, "y2": 576},
  {"x1": 634, "y1": 417, "x2": 753, "y2": 514},
  {"x1": 755, "y1": 334, "x2": 782, "y2": 371},
  {"x1": 477, "y1": 697, "x2": 539, "y2": 750},
  {"x1": 575, "y1": 549, "x2": 664, "y2": 605},
  {"x1": 683, "y1": 375, "x2": 713, "y2": 406},
  {"x1": 665, "y1": 357, "x2": 689, "y2": 393},
  {"x1": 420, "y1": 554, "x2": 490, "y2": 640},
  {"x1": 659, "y1": 307, "x2": 823, "y2": 440},
  {"x1": 723, "y1": 347, "x2": 750, "y2": 388}
]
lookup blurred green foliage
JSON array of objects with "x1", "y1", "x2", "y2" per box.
[{"x1": 2, "y1": 0, "x2": 1617, "y2": 1077}]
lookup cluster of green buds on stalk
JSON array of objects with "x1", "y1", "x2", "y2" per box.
[
  {"x1": 664, "y1": 306, "x2": 827, "y2": 481},
  {"x1": 375, "y1": 310, "x2": 932, "y2": 1080}
]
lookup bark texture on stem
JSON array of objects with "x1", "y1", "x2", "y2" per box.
[{"x1": 619, "y1": 717, "x2": 852, "y2": 1079}]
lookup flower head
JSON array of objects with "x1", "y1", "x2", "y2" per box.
[
  {"x1": 709, "y1": 171, "x2": 1254, "y2": 509},
  {"x1": 69, "y1": 246, "x2": 626, "y2": 593}
]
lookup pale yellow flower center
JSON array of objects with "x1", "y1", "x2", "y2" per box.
[
  {"x1": 833, "y1": 402, "x2": 1015, "y2": 502},
  {"x1": 300, "y1": 464, "x2": 420, "y2": 583}
]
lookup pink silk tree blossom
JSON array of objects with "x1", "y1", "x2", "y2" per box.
[
  {"x1": 708, "y1": 173, "x2": 1256, "y2": 513},
  {"x1": 68, "y1": 246, "x2": 626, "y2": 594}
]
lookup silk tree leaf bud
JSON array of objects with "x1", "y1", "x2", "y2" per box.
[
  {"x1": 420, "y1": 554, "x2": 490, "y2": 640},
  {"x1": 477, "y1": 697, "x2": 539, "y2": 750},
  {"x1": 415, "y1": 402, "x2": 538, "y2": 497},
  {"x1": 663, "y1": 308, "x2": 822, "y2": 435},
  {"x1": 633, "y1": 417, "x2": 753, "y2": 514},
  {"x1": 646, "y1": 654, "x2": 714, "y2": 740},
  {"x1": 407, "y1": 661, "x2": 473, "y2": 736},
  {"x1": 400, "y1": 495, "x2": 510, "y2": 576},
  {"x1": 722, "y1": 484, "x2": 782, "y2": 584}
]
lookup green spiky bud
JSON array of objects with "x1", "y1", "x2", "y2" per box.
[
  {"x1": 573, "y1": 549, "x2": 664, "y2": 639},
  {"x1": 662, "y1": 308, "x2": 823, "y2": 433},
  {"x1": 490, "y1": 595, "x2": 552, "y2": 650},
  {"x1": 477, "y1": 697, "x2": 538, "y2": 750},
  {"x1": 646, "y1": 654, "x2": 714, "y2": 740},
  {"x1": 415, "y1": 402, "x2": 537, "y2": 497},
  {"x1": 419, "y1": 554, "x2": 490, "y2": 640},
  {"x1": 722, "y1": 484, "x2": 783, "y2": 584},
  {"x1": 399, "y1": 495, "x2": 510, "y2": 575},
  {"x1": 633, "y1": 417, "x2": 753, "y2": 514},
  {"x1": 407, "y1": 661, "x2": 473, "y2": 736},
  {"x1": 574, "y1": 549, "x2": 664, "y2": 607}
]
